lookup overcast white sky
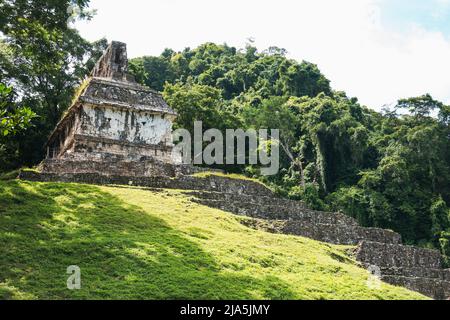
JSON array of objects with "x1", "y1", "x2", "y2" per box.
[{"x1": 76, "y1": 0, "x2": 450, "y2": 110}]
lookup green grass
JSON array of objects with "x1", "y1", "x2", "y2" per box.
[
  {"x1": 0, "y1": 180, "x2": 427, "y2": 300},
  {"x1": 0, "y1": 170, "x2": 21, "y2": 181}
]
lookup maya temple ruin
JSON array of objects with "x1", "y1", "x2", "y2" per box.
[
  {"x1": 41, "y1": 41, "x2": 180, "y2": 177},
  {"x1": 19, "y1": 42, "x2": 450, "y2": 300}
]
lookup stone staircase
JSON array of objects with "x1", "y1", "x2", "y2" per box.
[{"x1": 19, "y1": 170, "x2": 450, "y2": 299}]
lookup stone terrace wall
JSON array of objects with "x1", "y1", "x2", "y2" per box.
[
  {"x1": 39, "y1": 154, "x2": 221, "y2": 178},
  {"x1": 241, "y1": 219, "x2": 402, "y2": 245},
  {"x1": 39, "y1": 158, "x2": 177, "y2": 178},
  {"x1": 19, "y1": 171, "x2": 274, "y2": 197},
  {"x1": 356, "y1": 241, "x2": 450, "y2": 300}
]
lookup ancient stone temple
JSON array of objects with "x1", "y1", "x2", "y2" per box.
[{"x1": 41, "y1": 41, "x2": 180, "y2": 177}]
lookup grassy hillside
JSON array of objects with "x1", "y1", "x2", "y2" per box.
[{"x1": 0, "y1": 180, "x2": 427, "y2": 300}]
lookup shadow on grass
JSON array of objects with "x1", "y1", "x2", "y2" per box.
[{"x1": 0, "y1": 180, "x2": 295, "y2": 300}]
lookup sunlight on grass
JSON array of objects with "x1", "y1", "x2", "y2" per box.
[
  {"x1": 192, "y1": 171, "x2": 267, "y2": 186},
  {"x1": 0, "y1": 180, "x2": 428, "y2": 300}
]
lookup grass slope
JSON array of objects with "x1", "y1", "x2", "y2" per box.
[{"x1": 0, "y1": 180, "x2": 427, "y2": 300}]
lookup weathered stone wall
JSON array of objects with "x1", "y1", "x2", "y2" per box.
[
  {"x1": 39, "y1": 157, "x2": 177, "y2": 178},
  {"x1": 72, "y1": 134, "x2": 174, "y2": 163},
  {"x1": 19, "y1": 171, "x2": 273, "y2": 197},
  {"x1": 240, "y1": 219, "x2": 402, "y2": 245},
  {"x1": 356, "y1": 241, "x2": 443, "y2": 269},
  {"x1": 187, "y1": 191, "x2": 309, "y2": 212},
  {"x1": 356, "y1": 241, "x2": 450, "y2": 299},
  {"x1": 382, "y1": 275, "x2": 450, "y2": 300},
  {"x1": 46, "y1": 111, "x2": 80, "y2": 158},
  {"x1": 80, "y1": 104, "x2": 173, "y2": 146},
  {"x1": 189, "y1": 193, "x2": 358, "y2": 226}
]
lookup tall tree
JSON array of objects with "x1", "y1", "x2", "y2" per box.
[
  {"x1": 0, "y1": 83, "x2": 35, "y2": 137},
  {"x1": 0, "y1": 82, "x2": 36, "y2": 170},
  {"x1": 0, "y1": 0, "x2": 106, "y2": 167}
]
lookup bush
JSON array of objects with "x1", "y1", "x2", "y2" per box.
[
  {"x1": 439, "y1": 232, "x2": 450, "y2": 268},
  {"x1": 288, "y1": 183, "x2": 325, "y2": 211}
]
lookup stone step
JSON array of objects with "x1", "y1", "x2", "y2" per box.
[
  {"x1": 181, "y1": 176, "x2": 275, "y2": 197},
  {"x1": 240, "y1": 218, "x2": 401, "y2": 245},
  {"x1": 377, "y1": 266, "x2": 449, "y2": 280},
  {"x1": 356, "y1": 241, "x2": 443, "y2": 269},
  {"x1": 381, "y1": 275, "x2": 450, "y2": 300},
  {"x1": 187, "y1": 191, "x2": 308, "y2": 211},
  {"x1": 192, "y1": 197, "x2": 359, "y2": 226}
]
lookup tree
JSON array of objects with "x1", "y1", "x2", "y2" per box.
[
  {"x1": 327, "y1": 95, "x2": 450, "y2": 243},
  {"x1": 397, "y1": 94, "x2": 443, "y2": 118},
  {"x1": 241, "y1": 96, "x2": 305, "y2": 186},
  {"x1": 0, "y1": 83, "x2": 36, "y2": 171},
  {"x1": 0, "y1": 83, "x2": 35, "y2": 137},
  {"x1": 0, "y1": 0, "x2": 106, "y2": 167},
  {"x1": 0, "y1": 0, "x2": 93, "y2": 126},
  {"x1": 130, "y1": 43, "x2": 332, "y2": 100},
  {"x1": 163, "y1": 82, "x2": 239, "y2": 133},
  {"x1": 0, "y1": 1, "x2": 92, "y2": 31},
  {"x1": 129, "y1": 54, "x2": 176, "y2": 91}
]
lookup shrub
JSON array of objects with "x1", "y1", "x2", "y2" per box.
[{"x1": 439, "y1": 232, "x2": 450, "y2": 268}]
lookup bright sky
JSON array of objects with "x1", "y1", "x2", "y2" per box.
[{"x1": 76, "y1": 0, "x2": 450, "y2": 110}]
